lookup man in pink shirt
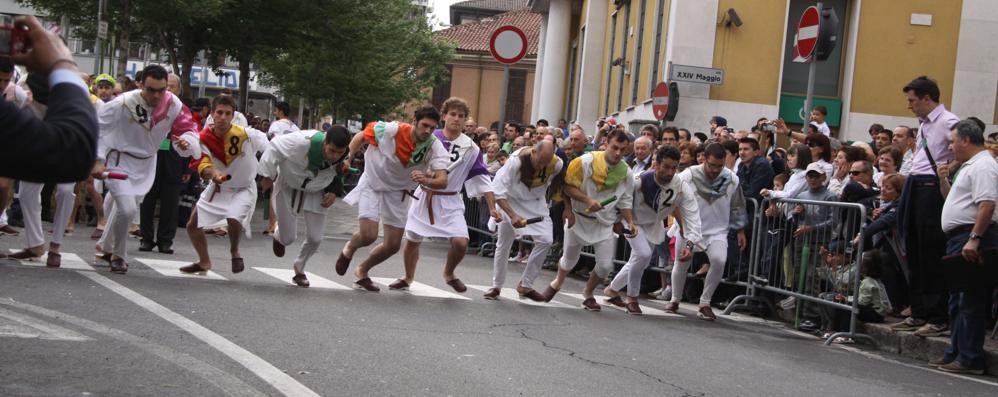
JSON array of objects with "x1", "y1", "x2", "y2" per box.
[{"x1": 891, "y1": 76, "x2": 960, "y2": 337}]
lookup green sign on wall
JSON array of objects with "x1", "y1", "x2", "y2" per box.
[{"x1": 778, "y1": 94, "x2": 842, "y2": 128}]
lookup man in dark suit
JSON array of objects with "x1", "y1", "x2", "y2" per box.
[{"x1": 0, "y1": 16, "x2": 98, "y2": 183}]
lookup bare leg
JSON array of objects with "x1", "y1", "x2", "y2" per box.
[
  {"x1": 226, "y1": 218, "x2": 242, "y2": 259},
  {"x1": 354, "y1": 225, "x2": 404, "y2": 279},
  {"x1": 583, "y1": 272, "x2": 602, "y2": 299},
  {"x1": 443, "y1": 237, "x2": 469, "y2": 281},
  {"x1": 185, "y1": 208, "x2": 212, "y2": 268},
  {"x1": 402, "y1": 239, "x2": 420, "y2": 283},
  {"x1": 342, "y1": 218, "x2": 380, "y2": 259}
]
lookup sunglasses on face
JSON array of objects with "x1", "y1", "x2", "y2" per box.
[
  {"x1": 807, "y1": 142, "x2": 819, "y2": 148},
  {"x1": 849, "y1": 170, "x2": 864, "y2": 176}
]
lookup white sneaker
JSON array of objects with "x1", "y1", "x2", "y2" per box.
[
  {"x1": 657, "y1": 286, "x2": 672, "y2": 301},
  {"x1": 778, "y1": 296, "x2": 796, "y2": 310}
]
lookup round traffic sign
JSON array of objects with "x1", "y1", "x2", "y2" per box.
[
  {"x1": 795, "y1": 6, "x2": 820, "y2": 61},
  {"x1": 652, "y1": 82, "x2": 669, "y2": 121},
  {"x1": 489, "y1": 25, "x2": 528, "y2": 65}
]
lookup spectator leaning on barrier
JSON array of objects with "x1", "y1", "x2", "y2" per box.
[
  {"x1": 892, "y1": 76, "x2": 960, "y2": 337},
  {"x1": 927, "y1": 119, "x2": 998, "y2": 375}
]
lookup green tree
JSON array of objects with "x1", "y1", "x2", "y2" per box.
[{"x1": 255, "y1": 0, "x2": 454, "y2": 123}]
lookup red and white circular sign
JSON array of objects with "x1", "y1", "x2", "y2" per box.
[
  {"x1": 489, "y1": 25, "x2": 528, "y2": 65},
  {"x1": 795, "y1": 6, "x2": 820, "y2": 61},
  {"x1": 652, "y1": 82, "x2": 669, "y2": 121}
]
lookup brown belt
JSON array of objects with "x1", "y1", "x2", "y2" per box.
[{"x1": 423, "y1": 189, "x2": 458, "y2": 225}]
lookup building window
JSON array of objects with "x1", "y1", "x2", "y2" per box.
[
  {"x1": 604, "y1": 12, "x2": 618, "y2": 116},
  {"x1": 566, "y1": 35, "x2": 580, "y2": 122},
  {"x1": 649, "y1": 0, "x2": 666, "y2": 96},
  {"x1": 617, "y1": 4, "x2": 631, "y2": 111},
  {"x1": 630, "y1": 0, "x2": 647, "y2": 106}
]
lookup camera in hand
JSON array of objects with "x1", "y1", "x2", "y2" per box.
[{"x1": 0, "y1": 16, "x2": 28, "y2": 56}]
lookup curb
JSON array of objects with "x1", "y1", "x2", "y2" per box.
[{"x1": 860, "y1": 322, "x2": 998, "y2": 376}]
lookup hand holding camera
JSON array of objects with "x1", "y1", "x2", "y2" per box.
[{"x1": 4, "y1": 16, "x2": 77, "y2": 75}]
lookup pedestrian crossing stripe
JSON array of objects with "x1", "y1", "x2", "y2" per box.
[
  {"x1": 252, "y1": 267, "x2": 350, "y2": 290},
  {"x1": 466, "y1": 285, "x2": 575, "y2": 308},
  {"x1": 561, "y1": 293, "x2": 679, "y2": 317},
  {"x1": 5, "y1": 249, "x2": 94, "y2": 271},
  {"x1": 135, "y1": 257, "x2": 229, "y2": 280},
  {"x1": 370, "y1": 277, "x2": 472, "y2": 300}
]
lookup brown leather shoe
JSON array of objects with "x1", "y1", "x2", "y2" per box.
[
  {"x1": 664, "y1": 302, "x2": 680, "y2": 314},
  {"x1": 604, "y1": 295, "x2": 626, "y2": 308},
  {"x1": 335, "y1": 252, "x2": 352, "y2": 276},
  {"x1": 625, "y1": 301, "x2": 642, "y2": 315},
  {"x1": 90, "y1": 228, "x2": 103, "y2": 240},
  {"x1": 516, "y1": 285, "x2": 545, "y2": 302},
  {"x1": 231, "y1": 257, "x2": 245, "y2": 273},
  {"x1": 8, "y1": 249, "x2": 43, "y2": 260},
  {"x1": 46, "y1": 252, "x2": 61, "y2": 268},
  {"x1": 541, "y1": 285, "x2": 560, "y2": 302},
  {"x1": 292, "y1": 273, "x2": 310, "y2": 287},
  {"x1": 388, "y1": 279, "x2": 410, "y2": 290},
  {"x1": 109, "y1": 258, "x2": 128, "y2": 274},
  {"x1": 483, "y1": 287, "x2": 501, "y2": 300},
  {"x1": 272, "y1": 239, "x2": 285, "y2": 258},
  {"x1": 697, "y1": 306, "x2": 717, "y2": 321},
  {"x1": 179, "y1": 263, "x2": 209, "y2": 274},
  {"x1": 927, "y1": 357, "x2": 952, "y2": 368},
  {"x1": 354, "y1": 277, "x2": 380, "y2": 292},
  {"x1": 446, "y1": 278, "x2": 467, "y2": 293},
  {"x1": 94, "y1": 252, "x2": 112, "y2": 264},
  {"x1": 581, "y1": 297, "x2": 601, "y2": 311}
]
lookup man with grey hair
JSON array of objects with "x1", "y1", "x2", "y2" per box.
[
  {"x1": 928, "y1": 119, "x2": 998, "y2": 375},
  {"x1": 627, "y1": 136, "x2": 653, "y2": 174},
  {"x1": 567, "y1": 127, "x2": 590, "y2": 160},
  {"x1": 485, "y1": 140, "x2": 563, "y2": 301}
]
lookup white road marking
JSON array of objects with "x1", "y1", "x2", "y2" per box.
[
  {"x1": 136, "y1": 257, "x2": 228, "y2": 280},
  {"x1": 77, "y1": 271, "x2": 319, "y2": 397},
  {"x1": 466, "y1": 285, "x2": 574, "y2": 308},
  {"x1": 0, "y1": 298, "x2": 267, "y2": 396},
  {"x1": 253, "y1": 267, "x2": 350, "y2": 290},
  {"x1": 4, "y1": 250, "x2": 93, "y2": 271},
  {"x1": 0, "y1": 307, "x2": 92, "y2": 341},
  {"x1": 372, "y1": 277, "x2": 472, "y2": 300}
]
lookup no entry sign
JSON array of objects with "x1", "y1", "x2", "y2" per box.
[
  {"x1": 793, "y1": 6, "x2": 820, "y2": 63},
  {"x1": 652, "y1": 82, "x2": 669, "y2": 120},
  {"x1": 489, "y1": 25, "x2": 528, "y2": 65}
]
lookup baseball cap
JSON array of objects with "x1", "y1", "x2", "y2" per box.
[
  {"x1": 805, "y1": 162, "x2": 825, "y2": 176},
  {"x1": 94, "y1": 73, "x2": 116, "y2": 87}
]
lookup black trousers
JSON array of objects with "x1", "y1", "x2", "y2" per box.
[
  {"x1": 140, "y1": 176, "x2": 182, "y2": 247},
  {"x1": 899, "y1": 175, "x2": 948, "y2": 323}
]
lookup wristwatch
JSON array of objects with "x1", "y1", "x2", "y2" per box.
[{"x1": 969, "y1": 232, "x2": 981, "y2": 241}]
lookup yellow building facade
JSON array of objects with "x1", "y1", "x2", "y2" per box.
[{"x1": 530, "y1": 0, "x2": 998, "y2": 141}]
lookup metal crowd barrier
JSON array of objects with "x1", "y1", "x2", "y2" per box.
[{"x1": 724, "y1": 197, "x2": 876, "y2": 346}]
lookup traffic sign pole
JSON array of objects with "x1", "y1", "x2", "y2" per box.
[
  {"x1": 802, "y1": 2, "x2": 821, "y2": 134},
  {"x1": 498, "y1": 65, "x2": 509, "y2": 137}
]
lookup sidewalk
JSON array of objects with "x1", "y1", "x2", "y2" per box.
[{"x1": 860, "y1": 317, "x2": 998, "y2": 376}]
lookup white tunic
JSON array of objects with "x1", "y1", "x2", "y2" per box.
[
  {"x1": 97, "y1": 90, "x2": 201, "y2": 196},
  {"x1": 631, "y1": 171, "x2": 703, "y2": 248},
  {"x1": 406, "y1": 130, "x2": 492, "y2": 238},
  {"x1": 344, "y1": 121, "x2": 449, "y2": 198},
  {"x1": 258, "y1": 130, "x2": 342, "y2": 214},
  {"x1": 268, "y1": 118, "x2": 299, "y2": 138},
  {"x1": 195, "y1": 125, "x2": 269, "y2": 236},
  {"x1": 566, "y1": 153, "x2": 634, "y2": 245},
  {"x1": 677, "y1": 166, "x2": 742, "y2": 240},
  {"x1": 488, "y1": 147, "x2": 564, "y2": 236}
]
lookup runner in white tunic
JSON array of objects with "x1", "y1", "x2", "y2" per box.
[
  {"x1": 263, "y1": 101, "x2": 300, "y2": 235},
  {"x1": 384, "y1": 97, "x2": 497, "y2": 293},
  {"x1": 484, "y1": 140, "x2": 563, "y2": 301},
  {"x1": 542, "y1": 130, "x2": 637, "y2": 311},
  {"x1": 258, "y1": 126, "x2": 350, "y2": 287},
  {"x1": 670, "y1": 143, "x2": 748, "y2": 321},
  {"x1": 92, "y1": 65, "x2": 201, "y2": 274},
  {"x1": 337, "y1": 105, "x2": 449, "y2": 292},
  {"x1": 180, "y1": 94, "x2": 269, "y2": 274},
  {"x1": 604, "y1": 146, "x2": 703, "y2": 315}
]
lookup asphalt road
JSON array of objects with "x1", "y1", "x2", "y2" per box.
[{"x1": 1, "y1": 202, "x2": 995, "y2": 396}]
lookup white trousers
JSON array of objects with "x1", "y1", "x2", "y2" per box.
[
  {"x1": 273, "y1": 188, "x2": 327, "y2": 274},
  {"x1": 609, "y1": 226, "x2": 655, "y2": 298},
  {"x1": 491, "y1": 219, "x2": 553, "y2": 289},
  {"x1": 99, "y1": 193, "x2": 141, "y2": 258},
  {"x1": 671, "y1": 234, "x2": 727, "y2": 306},
  {"x1": 19, "y1": 182, "x2": 75, "y2": 248},
  {"x1": 559, "y1": 226, "x2": 616, "y2": 278}
]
